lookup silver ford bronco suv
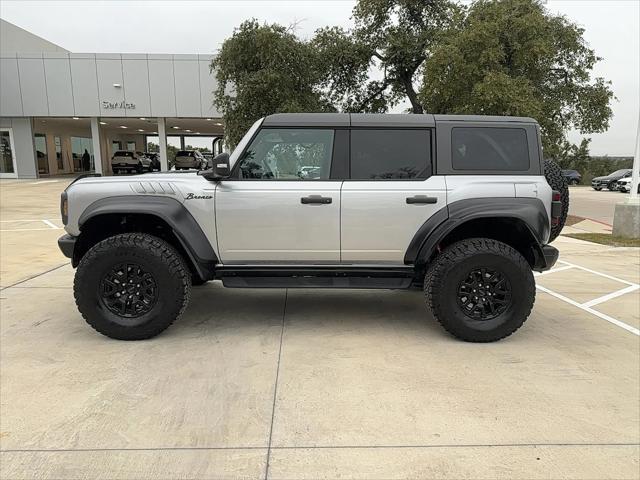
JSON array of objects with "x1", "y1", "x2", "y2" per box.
[{"x1": 58, "y1": 114, "x2": 568, "y2": 342}]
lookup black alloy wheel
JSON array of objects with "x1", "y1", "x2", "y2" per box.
[
  {"x1": 456, "y1": 267, "x2": 512, "y2": 321},
  {"x1": 100, "y1": 262, "x2": 158, "y2": 318}
]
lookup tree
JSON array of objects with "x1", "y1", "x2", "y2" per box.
[
  {"x1": 419, "y1": 0, "x2": 613, "y2": 156},
  {"x1": 212, "y1": 20, "x2": 332, "y2": 147},
  {"x1": 313, "y1": 0, "x2": 462, "y2": 113}
]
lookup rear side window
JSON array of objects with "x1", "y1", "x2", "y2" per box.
[
  {"x1": 350, "y1": 129, "x2": 431, "y2": 180},
  {"x1": 451, "y1": 127, "x2": 529, "y2": 171}
]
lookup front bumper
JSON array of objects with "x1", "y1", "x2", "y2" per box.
[{"x1": 58, "y1": 234, "x2": 76, "y2": 259}]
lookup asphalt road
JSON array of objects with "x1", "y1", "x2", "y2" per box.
[{"x1": 568, "y1": 185, "x2": 629, "y2": 226}]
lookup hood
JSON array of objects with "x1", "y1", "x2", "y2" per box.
[{"x1": 69, "y1": 171, "x2": 199, "y2": 188}]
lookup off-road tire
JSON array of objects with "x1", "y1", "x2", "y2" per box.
[
  {"x1": 424, "y1": 238, "x2": 535, "y2": 343},
  {"x1": 74, "y1": 233, "x2": 191, "y2": 340},
  {"x1": 543, "y1": 159, "x2": 569, "y2": 242}
]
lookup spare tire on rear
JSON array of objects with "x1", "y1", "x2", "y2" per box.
[{"x1": 544, "y1": 158, "x2": 569, "y2": 242}]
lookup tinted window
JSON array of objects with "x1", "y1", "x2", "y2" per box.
[
  {"x1": 238, "y1": 129, "x2": 334, "y2": 180},
  {"x1": 176, "y1": 151, "x2": 194, "y2": 157},
  {"x1": 350, "y1": 129, "x2": 431, "y2": 180},
  {"x1": 452, "y1": 128, "x2": 529, "y2": 171},
  {"x1": 114, "y1": 151, "x2": 134, "y2": 158}
]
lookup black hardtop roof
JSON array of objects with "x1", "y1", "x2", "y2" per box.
[{"x1": 262, "y1": 113, "x2": 538, "y2": 128}]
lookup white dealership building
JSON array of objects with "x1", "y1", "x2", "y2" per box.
[{"x1": 0, "y1": 19, "x2": 224, "y2": 178}]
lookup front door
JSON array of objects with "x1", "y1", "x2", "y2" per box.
[
  {"x1": 341, "y1": 128, "x2": 446, "y2": 264},
  {"x1": 215, "y1": 128, "x2": 340, "y2": 264}
]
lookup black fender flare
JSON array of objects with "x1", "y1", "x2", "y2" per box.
[
  {"x1": 405, "y1": 197, "x2": 550, "y2": 269},
  {"x1": 78, "y1": 196, "x2": 218, "y2": 279}
]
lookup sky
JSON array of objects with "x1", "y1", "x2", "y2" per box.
[{"x1": 1, "y1": 0, "x2": 638, "y2": 156}]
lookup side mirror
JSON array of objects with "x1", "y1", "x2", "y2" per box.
[{"x1": 201, "y1": 152, "x2": 230, "y2": 181}]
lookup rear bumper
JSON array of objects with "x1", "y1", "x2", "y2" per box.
[
  {"x1": 58, "y1": 234, "x2": 76, "y2": 259},
  {"x1": 534, "y1": 244, "x2": 559, "y2": 272}
]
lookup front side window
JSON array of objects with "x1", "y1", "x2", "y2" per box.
[
  {"x1": 452, "y1": 127, "x2": 529, "y2": 171},
  {"x1": 237, "y1": 129, "x2": 334, "y2": 180},
  {"x1": 350, "y1": 129, "x2": 431, "y2": 180}
]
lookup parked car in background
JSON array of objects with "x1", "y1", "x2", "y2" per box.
[
  {"x1": 174, "y1": 150, "x2": 206, "y2": 170},
  {"x1": 616, "y1": 176, "x2": 639, "y2": 193},
  {"x1": 111, "y1": 151, "x2": 152, "y2": 174},
  {"x1": 145, "y1": 152, "x2": 161, "y2": 171},
  {"x1": 561, "y1": 169, "x2": 581, "y2": 185},
  {"x1": 591, "y1": 169, "x2": 632, "y2": 191}
]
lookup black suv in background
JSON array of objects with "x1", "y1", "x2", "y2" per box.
[
  {"x1": 561, "y1": 169, "x2": 581, "y2": 185},
  {"x1": 591, "y1": 169, "x2": 632, "y2": 191}
]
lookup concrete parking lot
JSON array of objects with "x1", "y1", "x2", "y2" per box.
[
  {"x1": 1, "y1": 180, "x2": 639, "y2": 479},
  {"x1": 568, "y1": 185, "x2": 627, "y2": 226}
]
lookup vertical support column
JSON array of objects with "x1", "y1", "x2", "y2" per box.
[
  {"x1": 629, "y1": 118, "x2": 639, "y2": 201},
  {"x1": 158, "y1": 117, "x2": 169, "y2": 171},
  {"x1": 90, "y1": 117, "x2": 103, "y2": 175}
]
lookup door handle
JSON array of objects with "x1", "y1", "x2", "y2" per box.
[
  {"x1": 406, "y1": 195, "x2": 438, "y2": 204},
  {"x1": 301, "y1": 195, "x2": 332, "y2": 204}
]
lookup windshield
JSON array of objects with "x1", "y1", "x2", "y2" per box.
[{"x1": 229, "y1": 118, "x2": 264, "y2": 168}]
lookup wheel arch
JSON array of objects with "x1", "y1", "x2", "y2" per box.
[
  {"x1": 74, "y1": 196, "x2": 217, "y2": 280},
  {"x1": 407, "y1": 198, "x2": 551, "y2": 272}
]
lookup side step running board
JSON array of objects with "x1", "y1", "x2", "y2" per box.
[{"x1": 216, "y1": 265, "x2": 415, "y2": 289}]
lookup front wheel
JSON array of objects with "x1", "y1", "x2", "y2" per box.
[
  {"x1": 74, "y1": 233, "x2": 191, "y2": 340},
  {"x1": 607, "y1": 181, "x2": 617, "y2": 191},
  {"x1": 424, "y1": 238, "x2": 535, "y2": 342}
]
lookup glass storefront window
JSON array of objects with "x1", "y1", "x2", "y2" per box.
[
  {"x1": 127, "y1": 141, "x2": 136, "y2": 151},
  {"x1": 35, "y1": 133, "x2": 49, "y2": 175},
  {"x1": 0, "y1": 129, "x2": 17, "y2": 177},
  {"x1": 71, "y1": 137, "x2": 94, "y2": 172}
]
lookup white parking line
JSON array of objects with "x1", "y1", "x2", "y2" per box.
[
  {"x1": 27, "y1": 179, "x2": 60, "y2": 185},
  {"x1": 0, "y1": 218, "x2": 63, "y2": 232},
  {"x1": 582, "y1": 284, "x2": 640, "y2": 308},
  {"x1": 533, "y1": 265, "x2": 574, "y2": 277},
  {"x1": 557, "y1": 260, "x2": 638, "y2": 287},
  {"x1": 41, "y1": 219, "x2": 59, "y2": 229},
  {"x1": 536, "y1": 284, "x2": 639, "y2": 336},
  {"x1": 0, "y1": 227, "x2": 62, "y2": 232},
  {"x1": 535, "y1": 259, "x2": 640, "y2": 336}
]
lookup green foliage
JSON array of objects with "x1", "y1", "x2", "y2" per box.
[
  {"x1": 351, "y1": 0, "x2": 463, "y2": 113},
  {"x1": 552, "y1": 138, "x2": 632, "y2": 182},
  {"x1": 212, "y1": 0, "x2": 613, "y2": 157},
  {"x1": 212, "y1": 20, "x2": 333, "y2": 147},
  {"x1": 419, "y1": 0, "x2": 613, "y2": 156}
]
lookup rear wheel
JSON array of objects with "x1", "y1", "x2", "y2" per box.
[
  {"x1": 543, "y1": 159, "x2": 569, "y2": 242},
  {"x1": 424, "y1": 238, "x2": 535, "y2": 342},
  {"x1": 570, "y1": 179, "x2": 579, "y2": 185},
  {"x1": 74, "y1": 233, "x2": 191, "y2": 340}
]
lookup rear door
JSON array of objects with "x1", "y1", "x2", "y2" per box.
[
  {"x1": 216, "y1": 128, "x2": 341, "y2": 264},
  {"x1": 341, "y1": 126, "x2": 446, "y2": 264}
]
